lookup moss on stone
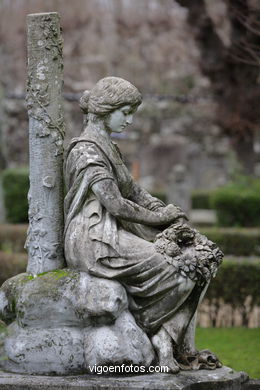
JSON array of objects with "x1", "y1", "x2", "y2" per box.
[
  {"x1": 17, "y1": 270, "x2": 79, "y2": 306},
  {"x1": 0, "y1": 270, "x2": 78, "y2": 314},
  {"x1": 26, "y1": 269, "x2": 76, "y2": 282},
  {"x1": 10, "y1": 298, "x2": 16, "y2": 313},
  {"x1": 37, "y1": 269, "x2": 71, "y2": 280},
  {"x1": 0, "y1": 321, "x2": 7, "y2": 334}
]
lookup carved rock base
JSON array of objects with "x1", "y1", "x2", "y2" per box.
[
  {"x1": 0, "y1": 367, "x2": 252, "y2": 390},
  {"x1": 0, "y1": 270, "x2": 154, "y2": 375}
]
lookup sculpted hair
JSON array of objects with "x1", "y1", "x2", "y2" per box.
[
  {"x1": 79, "y1": 90, "x2": 91, "y2": 114},
  {"x1": 79, "y1": 77, "x2": 142, "y2": 116}
]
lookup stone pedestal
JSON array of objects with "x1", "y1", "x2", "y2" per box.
[
  {"x1": 0, "y1": 367, "x2": 252, "y2": 390},
  {"x1": 1, "y1": 271, "x2": 255, "y2": 389},
  {"x1": 0, "y1": 270, "x2": 154, "y2": 375}
]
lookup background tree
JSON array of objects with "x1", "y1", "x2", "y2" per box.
[{"x1": 176, "y1": 0, "x2": 260, "y2": 174}]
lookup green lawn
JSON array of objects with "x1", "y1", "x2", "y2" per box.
[{"x1": 196, "y1": 327, "x2": 260, "y2": 379}]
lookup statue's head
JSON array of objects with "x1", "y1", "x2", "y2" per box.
[{"x1": 79, "y1": 77, "x2": 142, "y2": 129}]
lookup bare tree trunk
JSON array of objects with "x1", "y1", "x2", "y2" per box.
[
  {"x1": 26, "y1": 12, "x2": 65, "y2": 274},
  {"x1": 176, "y1": 0, "x2": 259, "y2": 174}
]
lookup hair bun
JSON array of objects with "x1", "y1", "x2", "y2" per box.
[{"x1": 79, "y1": 90, "x2": 90, "y2": 114}]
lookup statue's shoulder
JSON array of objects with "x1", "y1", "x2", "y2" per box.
[{"x1": 65, "y1": 137, "x2": 100, "y2": 157}]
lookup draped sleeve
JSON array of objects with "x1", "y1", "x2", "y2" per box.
[
  {"x1": 65, "y1": 141, "x2": 114, "y2": 191},
  {"x1": 64, "y1": 141, "x2": 115, "y2": 236}
]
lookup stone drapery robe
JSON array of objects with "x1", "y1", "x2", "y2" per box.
[{"x1": 64, "y1": 126, "x2": 204, "y2": 342}]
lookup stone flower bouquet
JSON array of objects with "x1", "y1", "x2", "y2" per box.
[{"x1": 154, "y1": 221, "x2": 223, "y2": 284}]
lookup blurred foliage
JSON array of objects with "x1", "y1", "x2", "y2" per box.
[
  {"x1": 211, "y1": 176, "x2": 260, "y2": 227},
  {"x1": 151, "y1": 191, "x2": 167, "y2": 204},
  {"x1": 0, "y1": 250, "x2": 27, "y2": 287},
  {"x1": 192, "y1": 176, "x2": 260, "y2": 227},
  {"x1": 200, "y1": 227, "x2": 260, "y2": 256},
  {"x1": 2, "y1": 168, "x2": 29, "y2": 223},
  {"x1": 0, "y1": 224, "x2": 27, "y2": 253},
  {"x1": 1, "y1": 222, "x2": 259, "y2": 260},
  {"x1": 191, "y1": 190, "x2": 212, "y2": 209},
  {"x1": 206, "y1": 258, "x2": 260, "y2": 307},
  {"x1": 176, "y1": 0, "x2": 260, "y2": 174}
]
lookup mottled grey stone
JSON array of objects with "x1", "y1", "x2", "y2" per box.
[
  {"x1": 242, "y1": 379, "x2": 260, "y2": 389},
  {"x1": 4, "y1": 323, "x2": 84, "y2": 375},
  {"x1": 0, "y1": 270, "x2": 128, "y2": 327},
  {"x1": 63, "y1": 77, "x2": 223, "y2": 373},
  {"x1": 0, "y1": 367, "x2": 249, "y2": 389},
  {"x1": 84, "y1": 310, "x2": 154, "y2": 369},
  {"x1": 26, "y1": 12, "x2": 65, "y2": 274},
  {"x1": 0, "y1": 270, "x2": 154, "y2": 375},
  {"x1": 0, "y1": 290, "x2": 8, "y2": 318}
]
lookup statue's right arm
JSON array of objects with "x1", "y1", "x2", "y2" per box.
[{"x1": 91, "y1": 179, "x2": 183, "y2": 226}]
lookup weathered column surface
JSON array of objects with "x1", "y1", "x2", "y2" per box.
[
  {"x1": 0, "y1": 84, "x2": 6, "y2": 223},
  {"x1": 26, "y1": 12, "x2": 65, "y2": 274}
]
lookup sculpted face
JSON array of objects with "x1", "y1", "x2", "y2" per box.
[{"x1": 106, "y1": 105, "x2": 136, "y2": 133}]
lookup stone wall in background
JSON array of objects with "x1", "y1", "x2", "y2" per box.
[
  {"x1": 0, "y1": 0, "x2": 200, "y2": 95},
  {"x1": 0, "y1": 0, "x2": 244, "y2": 197},
  {"x1": 1, "y1": 95, "x2": 231, "y2": 198}
]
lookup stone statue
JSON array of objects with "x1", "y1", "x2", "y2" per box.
[
  {"x1": 0, "y1": 75, "x2": 223, "y2": 376},
  {"x1": 64, "y1": 76, "x2": 223, "y2": 373}
]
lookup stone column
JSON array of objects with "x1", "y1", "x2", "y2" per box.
[
  {"x1": 0, "y1": 82, "x2": 6, "y2": 223},
  {"x1": 26, "y1": 12, "x2": 65, "y2": 274}
]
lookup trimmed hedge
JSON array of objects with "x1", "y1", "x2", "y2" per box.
[
  {"x1": 200, "y1": 227, "x2": 260, "y2": 256},
  {"x1": 206, "y1": 258, "x2": 260, "y2": 308},
  {"x1": 0, "y1": 254, "x2": 259, "y2": 314},
  {"x1": 191, "y1": 178, "x2": 260, "y2": 227},
  {"x1": 2, "y1": 168, "x2": 29, "y2": 223},
  {"x1": 0, "y1": 223, "x2": 259, "y2": 258},
  {"x1": 191, "y1": 190, "x2": 212, "y2": 209},
  {"x1": 210, "y1": 178, "x2": 260, "y2": 227},
  {"x1": 2, "y1": 169, "x2": 259, "y2": 228}
]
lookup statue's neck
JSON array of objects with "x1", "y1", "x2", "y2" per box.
[{"x1": 83, "y1": 117, "x2": 112, "y2": 142}]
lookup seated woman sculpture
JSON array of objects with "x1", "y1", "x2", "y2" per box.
[{"x1": 64, "y1": 77, "x2": 223, "y2": 373}]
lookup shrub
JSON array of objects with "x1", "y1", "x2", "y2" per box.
[
  {"x1": 210, "y1": 177, "x2": 260, "y2": 227},
  {"x1": 2, "y1": 168, "x2": 29, "y2": 223},
  {"x1": 0, "y1": 222, "x2": 258, "y2": 260},
  {"x1": 191, "y1": 190, "x2": 212, "y2": 209},
  {"x1": 206, "y1": 258, "x2": 260, "y2": 308},
  {"x1": 200, "y1": 227, "x2": 260, "y2": 256}
]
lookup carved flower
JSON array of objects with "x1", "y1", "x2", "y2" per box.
[
  {"x1": 155, "y1": 238, "x2": 167, "y2": 254},
  {"x1": 154, "y1": 221, "x2": 223, "y2": 283},
  {"x1": 165, "y1": 242, "x2": 181, "y2": 257}
]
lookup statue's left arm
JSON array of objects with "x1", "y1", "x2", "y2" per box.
[
  {"x1": 129, "y1": 182, "x2": 188, "y2": 222},
  {"x1": 129, "y1": 182, "x2": 165, "y2": 211}
]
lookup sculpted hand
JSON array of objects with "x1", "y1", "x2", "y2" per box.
[{"x1": 159, "y1": 204, "x2": 188, "y2": 223}]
